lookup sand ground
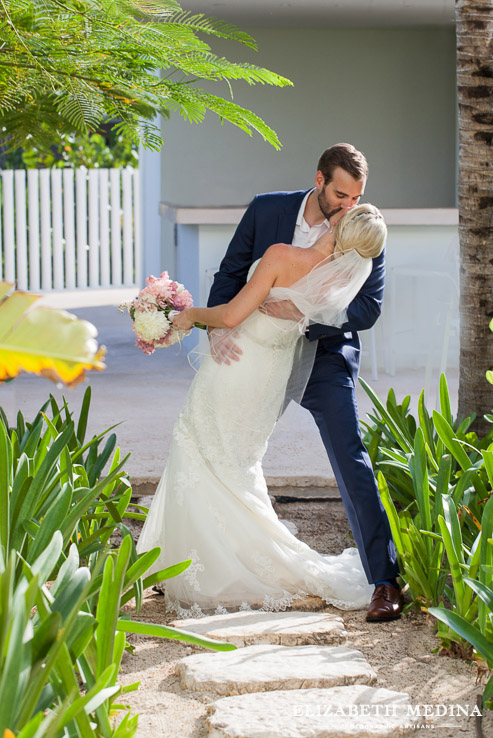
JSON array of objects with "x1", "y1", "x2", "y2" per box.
[{"x1": 117, "y1": 499, "x2": 493, "y2": 738}]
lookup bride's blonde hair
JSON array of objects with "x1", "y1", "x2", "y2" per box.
[{"x1": 333, "y1": 204, "x2": 386, "y2": 259}]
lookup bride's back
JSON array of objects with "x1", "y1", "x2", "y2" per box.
[{"x1": 270, "y1": 243, "x2": 328, "y2": 289}]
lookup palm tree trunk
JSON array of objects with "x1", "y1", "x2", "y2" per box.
[{"x1": 456, "y1": 0, "x2": 493, "y2": 434}]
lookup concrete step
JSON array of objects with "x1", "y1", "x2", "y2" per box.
[
  {"x1": 133, "y1": 481, "x2": 339, "y2": 502},
  {"x1": 176, "y1": 644, "x2": 376, "y2": 696},
  {"x1": 207, "y1": 685, "x2": 419, "y2": 737},
  {"x1": 170, "y1": 610, "x2": 347, "y2": 647}
]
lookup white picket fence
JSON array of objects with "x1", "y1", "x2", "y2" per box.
[{"x1": 0, "y1": 167, "x2": 141, "y2": 292}]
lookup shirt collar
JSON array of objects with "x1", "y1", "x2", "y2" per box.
[{"x1": 296, "y1": 188, "x2": 330, "y2": 231}]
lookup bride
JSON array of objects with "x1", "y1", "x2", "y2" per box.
[{"x1": 137, "y1": 204, "x2": 386, "y2": 618}]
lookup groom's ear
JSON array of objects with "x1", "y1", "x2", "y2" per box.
[{"x1": 315, "y1": 170, "x2": 325, "y2": 191}]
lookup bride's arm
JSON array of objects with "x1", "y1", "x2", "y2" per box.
[{"x1": 173, "y1": 244, "x2": 286, "y2": 330}]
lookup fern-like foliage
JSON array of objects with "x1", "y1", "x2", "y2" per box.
[{"x1": 0, "y1": 0, "x2": 292, "y2": 151}]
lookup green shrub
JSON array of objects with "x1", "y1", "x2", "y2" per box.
[
  {"x1": 361, "y1": 375, "x2": 493, "y2": 705},
  {"x1": 0, "y1": 389, "x2": 236, "y2": 736}
]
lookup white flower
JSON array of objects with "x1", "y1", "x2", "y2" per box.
[
  {"x1": 175, "y1": 282, "x2": 185, "y2": 293},
  {"x1": 133, "y1": 310, "x2": 170, "y2": 341},
  {"x1": 140, "y1": 292, "x2": 157, "y2": 305}
]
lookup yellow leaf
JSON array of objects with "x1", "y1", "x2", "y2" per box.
[{"x1": 0, "y1": 283, "x2": 105, "y2": 386}]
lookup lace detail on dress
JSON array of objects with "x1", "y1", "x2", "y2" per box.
[
  {"x1": 174, "y1": 469, "x2": 200, "y2": 506},
  {"x1": 183, "y1": 549, "x2": 205, "y2": 592},
  {"x1": 163, "y1": 587, "x2": 309, "y2": 619}
]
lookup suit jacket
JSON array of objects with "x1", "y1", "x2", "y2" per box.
[{"x1": 207, "y1": 189, "x2": 385, "y2": 383}]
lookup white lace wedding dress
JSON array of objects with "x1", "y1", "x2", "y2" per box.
[{"x1": 137, "y1": 257, "x2": 374, "y2": 617}]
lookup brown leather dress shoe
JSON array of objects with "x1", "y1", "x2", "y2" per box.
[{"x1": 366, "y1": 583, "x2": 404, "y2": 622}]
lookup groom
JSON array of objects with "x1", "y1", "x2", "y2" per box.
[{"x1": 207, "y1": 143, "x2": 403, "y2": 621}]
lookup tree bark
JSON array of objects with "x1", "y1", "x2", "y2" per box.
[{"x1": 456, "y1": 0, "x2": 493, "y2": 434}]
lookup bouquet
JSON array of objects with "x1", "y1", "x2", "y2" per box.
[{"x1": 120, "y1": 271, "x2": 205, "y2": 355}]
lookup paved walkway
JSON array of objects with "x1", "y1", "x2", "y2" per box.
[{"x1": 1, "y1": 303, "x2": 458, "y2": 491}]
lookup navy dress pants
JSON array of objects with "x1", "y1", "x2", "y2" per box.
[{"x1": 300, "y1": 340, "x2": 399, "y2": 584}]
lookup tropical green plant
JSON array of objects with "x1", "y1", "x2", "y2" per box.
[
  {"x1": 429, "y1": 588, "x2": 493, "y2": 709},
  {"x1": 377, "y1": 470, "x2": 447, "y2": 610},
  {"x1": 360, "y1": 374, "x2": 493, "y2": 549},
  {"x1": 0, "y1": 387, "x2": 191, "y2": 610},
  {"x1": 428, "y1": 496, "x2": 493, "y2": 708},
  {"x1": 362, "y1": 374, "x2": 493, "y2": 706},
  {"x1": 0, "y1": 530, "x2": 236, "y2": 737},
  {"x1": 0, "y1": 389, "x2": 237, "y2": 735},
  {"x1": 0, "y1": 0, "x2": 292, "y2": 153}
]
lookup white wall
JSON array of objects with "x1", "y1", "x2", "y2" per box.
[
  {"x1": 176, "y1": 221, "x2": 459, "y2": 375},
  {"x1": 161, "y1": 26, "x2": 456, "y2": 209}
]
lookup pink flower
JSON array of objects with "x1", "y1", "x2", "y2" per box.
[
  {"x1": 135, "y1": 337, "x2": 156, "y2": 354},
  {"x1": 145, "y1": 271, "x2": 169, "y2": 286},
  {"x1": 172, "y1": 289, "x2": 194, "y2": 310}
]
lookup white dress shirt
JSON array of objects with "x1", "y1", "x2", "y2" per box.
[{"x1": 291, "y1": 189, "x2": 330, "y2": 249}]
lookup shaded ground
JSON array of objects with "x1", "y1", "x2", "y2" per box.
[{"x1": 118, "y1": 499, "x2": 493, "y2": 737}]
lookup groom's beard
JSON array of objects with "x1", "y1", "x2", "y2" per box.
[{"x1": 317, "y1": 190, "x2": 342, "y2": 222}]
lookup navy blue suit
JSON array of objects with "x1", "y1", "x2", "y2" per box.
[{"x1": 208, "y1": 190, "x2": 399, "y2": 583}]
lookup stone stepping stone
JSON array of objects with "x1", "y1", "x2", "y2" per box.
[
  {"x1": 170, "y1": 610, "x2": 346, "y2": 647},
  {"x1": 207, "y1": 685, "x2": 418, "y2": 737},
  {"x1": 176, "y1": 644, "x2": 376, "y2": 696}
]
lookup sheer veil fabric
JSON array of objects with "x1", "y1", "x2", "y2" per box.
[
  {"x1": 137, "y1": 249, "x2": 374, "y2": 617},
  {"x1": 261, "y1": 247, "x2": 372, "y2": 412}
]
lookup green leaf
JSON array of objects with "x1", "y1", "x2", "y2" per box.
[
  {"x1": 438, "y1": 513, "x2": 466, "y2": 610},
  {"x1": 438, "y1": 373, "x2": 453, "y2": 426},
  {"x1": 463, "y1": 577, "x2": 493, "y2": 611},
  {"x1": 432, "y1": 411, "x2": 472, "y2": 472},
  {"x1": 116, "y1": 619, "x2": 237, "y2": 651},
  {"x1": 29, "y1": 485, "x2": 72, "y2": 563},
  {"x1": 428, "y1": 607, "x2": 493, "y2": 665},
  {"x1": 412, "y1": 429, "x2": 432, "y2": 556},
  {"x1": 359, "y1": 378, "x2": 413, "y2": 453},
  {"x1": 11, "y1": 424, "x2": 75, "y2": 537},
  {"x1": 77, "y1": 386, "x2": 92, "y2": 445},
  {"x1": 0, "y1": 419, "x2": 10, "y2": 552},
  {"x1": 96, "y1": 535, "x2": 132, "y2": 676},
  {"x1": 31, "y1": 530, "x2": 64, "y2": 583}
]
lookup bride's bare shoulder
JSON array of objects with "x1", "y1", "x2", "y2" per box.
[
  {"x1": 264, "y1": 242, "x2": 305, "y2": 263},
  {"x1": 262, "y1": 244, "x2": 316, "y2": 287}
]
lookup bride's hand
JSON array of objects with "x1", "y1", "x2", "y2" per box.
[
  {"x1": 172, "y1": 309, "x2": 194, "y2": 330},
  {"x1": 329, "y1": 208, "x2": 348, "y2": 232}
]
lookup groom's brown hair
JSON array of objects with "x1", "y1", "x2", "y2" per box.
[{"x1": 317, "y1": 143, "x2": 368, "y2": 185}]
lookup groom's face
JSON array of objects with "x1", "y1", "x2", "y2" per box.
[{"x1": 315, "y1": 167, "x2": 366, "y2": 221}]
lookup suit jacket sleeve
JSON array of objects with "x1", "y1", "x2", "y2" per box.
[
  {"x1": 207, "y1": 197, "x2": 257, "y2": 308},
  {"x1": 308, "y1": 248, "x2": 385, "y2": 339}
]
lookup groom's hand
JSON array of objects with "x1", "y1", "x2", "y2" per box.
[
  {"x1": 208, "y1": 327, "x2": 243, "y2": 365},
  {"x1": 261, "y1": 300, "x2": 304, "y2": 321}
]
